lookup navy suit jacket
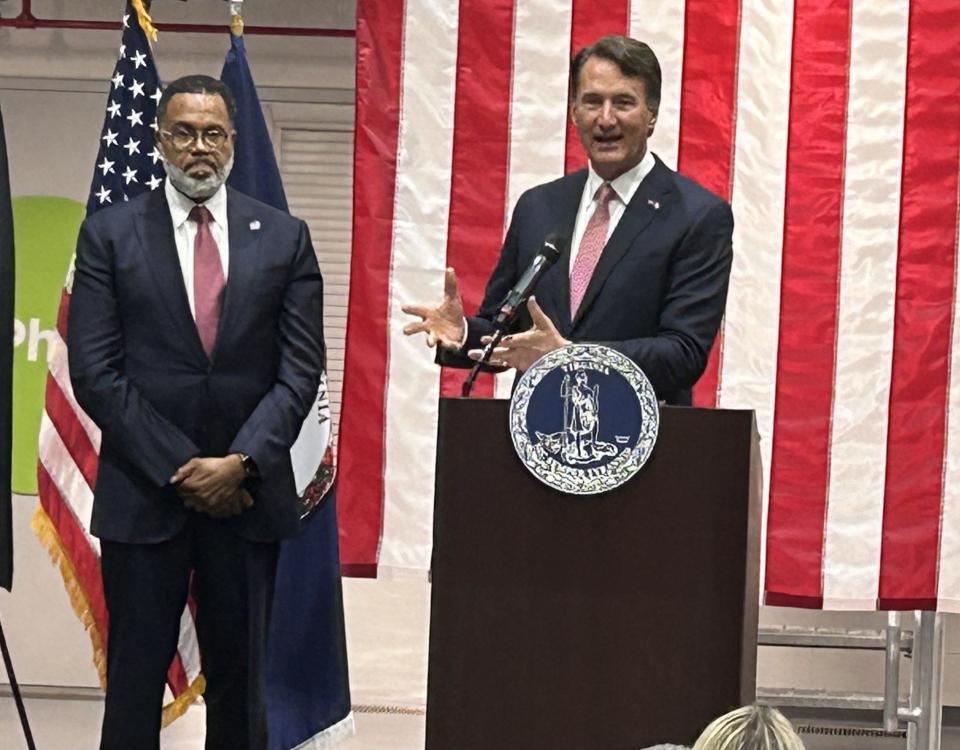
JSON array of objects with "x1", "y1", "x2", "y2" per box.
[
  {"x1": 68, "y1": 186, "x2": 324, "y2": 544},
  {"x1": 459, "y1": 156, "x2": 733, "y2": 405}
]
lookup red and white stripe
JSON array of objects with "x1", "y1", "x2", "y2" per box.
[
  {"x1": 822, "y1": 0, "x2": 907, "y2": 610},
  {"x1": 340, "y1": 0, "x2": 960, "y2": 612},
  {"x1": 37, "y1": 283, "x2": 202, "y2": 709},
  {"x1": 721, "y1": 0, "x2": 793, "y2": 597}
]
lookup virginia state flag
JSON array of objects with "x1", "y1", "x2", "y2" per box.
[{"x1": 221, "y1": 32, "x2": 354, "y2": 748}]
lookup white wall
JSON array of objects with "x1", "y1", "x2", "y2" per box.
[{"x1": 0, "y1": 0, "x2": 355, "y2": 88}]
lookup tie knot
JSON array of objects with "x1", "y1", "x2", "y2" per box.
[
  {"x1": 594, "y1": 182, "x2": 616, "y2": 206},
  {"x1": 189, "y1": 204, "x2": 212, "y2": 225}
]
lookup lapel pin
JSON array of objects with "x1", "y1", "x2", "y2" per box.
[
  {"x1": 249, "y1": 220, "x2": 261, "y2": 231},
  {"x1": 647, "y1": 199, "x2": 660, "y2": 211}
]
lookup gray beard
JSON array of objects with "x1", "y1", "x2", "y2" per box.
[{"x1": 162, "y1": 152, "x2": 234, "y2": 200}]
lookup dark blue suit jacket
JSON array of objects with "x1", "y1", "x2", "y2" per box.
[
  {"x1": 68, "y1": 186, "x2": 324, "y2": 544},
  {"x1": 461, "y1": 156, "x2": 733, "y2": 405}
]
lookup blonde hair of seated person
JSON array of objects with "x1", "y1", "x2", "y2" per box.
[{"x1": 693, "y1": 703, "x2": 804, "y2": 750}]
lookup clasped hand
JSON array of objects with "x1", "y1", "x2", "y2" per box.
[{"x1": 171, "y1": 456, "x2": 253, "y2": 519}]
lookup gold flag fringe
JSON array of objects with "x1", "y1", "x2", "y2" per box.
[
  {"x1": 31, "y1": 505, "x2": 206, "y2": 724},
  {"x1": 162, "y1": 673, "x2": 206, "y2": 727},
  {"x1": 31, "y1": 505, "x2": 107, "y2": 689},
  {"x1": 131, "y1": 0, "x2": 159, "y2": 43}
]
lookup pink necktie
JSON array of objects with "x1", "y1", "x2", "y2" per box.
[
  {"x1": 570, "y1": 182, "x2": 615, "y2": 316},
  {"x1": 189, "y1": 205, "x2": 224, "y2": 357}
]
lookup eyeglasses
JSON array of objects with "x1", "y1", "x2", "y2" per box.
[{"x1": 159, "y1": 126, "x2": 231, "y2": 151}]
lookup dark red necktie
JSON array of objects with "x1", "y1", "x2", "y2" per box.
[{"x1": 189, "y1": 204, "x2": 224, "y2": 357}]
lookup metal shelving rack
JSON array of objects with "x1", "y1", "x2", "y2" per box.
[{"x1": 758, "y1": 612, "x2": 945, "y2": 750}]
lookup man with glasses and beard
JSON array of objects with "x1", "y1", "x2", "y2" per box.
[{"x1": 68, "y1": 75, "x2": 324, "y2": 750}]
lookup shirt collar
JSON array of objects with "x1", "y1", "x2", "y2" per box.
[
  {"x1": 164, "y1": 178, "x2": 229, "y2": 230},
  {"x1": 586, "y1": 149, "x2": 656, "y2": 206}
]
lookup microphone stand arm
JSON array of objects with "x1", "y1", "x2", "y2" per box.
[
  {"x1": 461, "y1": 328, "x2": 505, "y2": 397},
  {"x1": 458, "y1": 236, "x2": 564, "y2": 397}
]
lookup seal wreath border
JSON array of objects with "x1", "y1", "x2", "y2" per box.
[{"x1": 509, "y1": 344, "x2": 660, "y2": 495}]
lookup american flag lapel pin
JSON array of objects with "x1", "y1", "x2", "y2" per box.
[{"x1": 250, "y1": 220, "x2": 261, "y2": 231}]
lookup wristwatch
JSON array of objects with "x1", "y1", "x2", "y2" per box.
[{"x1": 237, "y1": 453, "x2": 259, "y2": 479}]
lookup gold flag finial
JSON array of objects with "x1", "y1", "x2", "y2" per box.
[
  {"x1": 130, "y1": 0, "x2": 159, "y2": 43},
  {"x1": 230, "y1": 1, "x2": 245, "y2": 37}
]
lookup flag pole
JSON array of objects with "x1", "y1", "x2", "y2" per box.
[
  {"x1": 230, "y1": 0, "x2": 244, "y2": 37},
  {"x1": 0, "y1": 617, "x2": 37, "y2": 749},
  {"x1": 0, "y1": 94, "x2": 31, "y2": 750}
]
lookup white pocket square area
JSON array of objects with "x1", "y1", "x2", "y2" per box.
[{"x1": 249, "y1": 220, "x2": 261, "y2": 231}]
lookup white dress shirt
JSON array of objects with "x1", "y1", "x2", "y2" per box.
[
  {"x1": 569, "y1": 149, "x2": 655, "y2": 271},
  {"x1": 164, "y1": 178, "x2": 230, "y2": 319},
  {"x1": 458, "y1": 151, "x2": 656, "y2": 348}
]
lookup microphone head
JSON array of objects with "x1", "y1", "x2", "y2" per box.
[{"x1": 541, "y1": 232, "x2": 568, "y2": 265}]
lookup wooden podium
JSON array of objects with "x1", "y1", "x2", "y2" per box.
[{"x1": 426, "y1": 398, "x2": 761, "y2": 750}]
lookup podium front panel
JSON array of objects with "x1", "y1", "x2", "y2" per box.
[{"x1": 427, "y1": 398, "x2": 760, "y2": 750}]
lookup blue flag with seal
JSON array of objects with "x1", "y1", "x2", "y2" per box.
[{"x1": 221, "y1": 28, "x2": 354, "y2": 749}]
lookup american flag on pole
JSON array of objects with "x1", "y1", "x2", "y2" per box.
[
  {"x1": 32, "y1": 0, "x2": 203, "y2": 724},
  {"x1": 338, "y1": 0, "x2": 960, "y2": 614}
]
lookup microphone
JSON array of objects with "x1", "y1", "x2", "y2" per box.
[
  {"x1": 461, "y1": 232, "x2": 567, "y2": 397},
  {"x1": 493, "y1": 232, "x2": 567, "y2": 327}
]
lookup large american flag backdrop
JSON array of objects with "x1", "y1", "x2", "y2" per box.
[{"x1": 338, "y1": 0, "x2": 960, "y2": 612}]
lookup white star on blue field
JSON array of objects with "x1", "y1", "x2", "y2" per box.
[{"x1": 87, "y1": 5, "x2": 165, "y2": 215}]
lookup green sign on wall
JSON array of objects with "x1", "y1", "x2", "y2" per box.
[{"x1": 12, "y1": 196, "x2": 84, "y2": 495}]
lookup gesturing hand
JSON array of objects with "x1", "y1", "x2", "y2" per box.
[
  {"x1": 468, "y1": 296, "x2": 570, "y2": 372},
  {"x1": 401, "y1": 268, "x2": 466, "y2": 349}
]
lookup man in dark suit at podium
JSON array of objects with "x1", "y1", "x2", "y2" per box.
[
  {"x1": 68, "y1": 75, "x2": 324, "y2": 749},
  {"x1": 403, "y1": 35, "x2": 733, "y2": 406}
]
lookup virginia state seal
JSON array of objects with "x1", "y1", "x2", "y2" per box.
[{"x1": 509, "y1": 344, "x2": 659, "y2": 495}]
